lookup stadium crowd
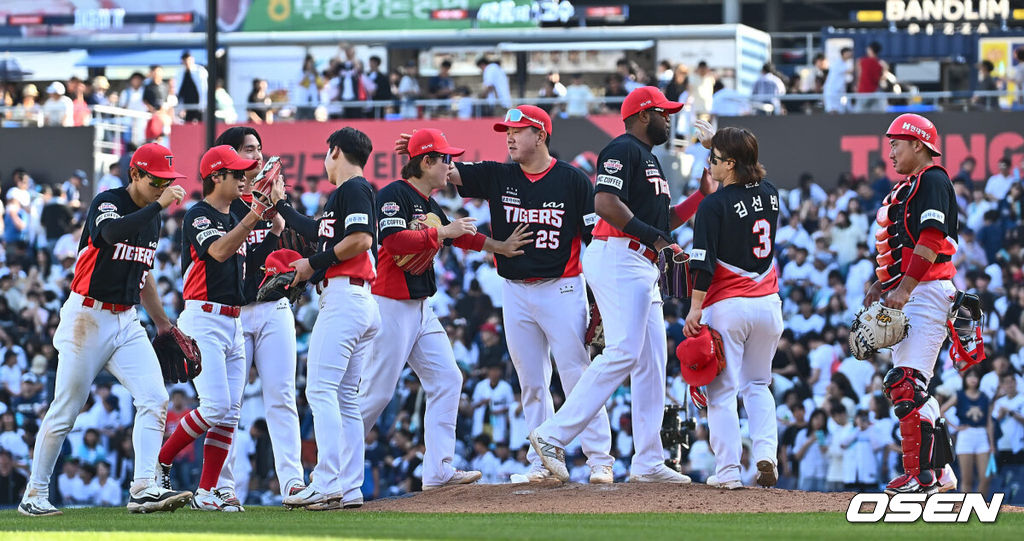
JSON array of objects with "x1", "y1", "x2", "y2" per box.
[{"x1": 2, "y1": 134, "x2": 1024, "y2": 508}]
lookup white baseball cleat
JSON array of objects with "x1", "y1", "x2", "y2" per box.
[
  {"x1": 755, "y1": 459, "x2": 778, "y2": 488},
  {"x1": 706, "y1": 475, "x2": 743, "y2": 490},
  {"x1": 528, "y1": 430, "x2": 569, "y2": 482},
  {"x1": 127, "y1": 483, "x2": 192, "y2": 513},
  {"x1": 190, "y1": 488, "x2": 242, "y2": 512},
  {"x1": 589, "y1": 465, "x2": 614, "y2": 484},
  {"x1": 308, "y1": 495, "x2": 363, "y2": 511},
  {"x1": 283, "y1": 485, "x2": 334, "y2": 508},
  {"x1": 423, "y1": 470, "x2": 483, "y2": 490},
  {"x1": 938, "y1": 465, "x2": 958, "y2": 493},
  {"x1": 213, "y1": 488, "x2": 245, "y2": 512},
  {"x1": 510, "y1": 464, "x2": 553, "y2": 483},
  {"x1": 628, "y1": 465, "x2": 692, "y2": 484},
  {"x1": 18, "y1": 492, "x2": 62, "y2": 517}
]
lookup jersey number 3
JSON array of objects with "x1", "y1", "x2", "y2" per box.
[{"x1": 752, "y1": 219, "x2": 771, "y2": 259}]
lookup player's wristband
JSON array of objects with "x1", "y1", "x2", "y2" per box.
[
  {"x1": 622, "y1": 217, "x2": 668, "y2": 248},
  {"x1": 308, "y1": 249, "x2": 339, "y2": 271},
  {"x1": 904, "y1": 253, "x2": 933, "y2": 282}
]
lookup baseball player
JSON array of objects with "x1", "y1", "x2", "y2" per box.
[
  {"x1": 362, "y1": 129, "x2": 533, "y2": 490},
  {"x1": 19, "y1": 143, "x2": 193, "y2": 516},
  {"x1": 681, "y1": 125, "x2": 784, "y2": 490},
  {"x1": 530, "y1": 87, "x2": 713, "y2": 484},
  {"x1": 400, "y1": 105, "x2": 616, "y2": 483},
  {"x1": 283, "y1": 128, "x2": 379, "y2": 510},
  {"x1": 210, "y1": 127, "x2": 307, "y2": 505},
  {"x1": 865, "y1": 114, "x2": 959, "y2": 494},
  {"x1": 156, "y1": 145, "x2": 273, "y2": 511}
]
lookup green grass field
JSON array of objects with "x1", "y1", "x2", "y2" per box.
[{"x1": 1, "y1": 508, "x2": 1022, "y2": 541}]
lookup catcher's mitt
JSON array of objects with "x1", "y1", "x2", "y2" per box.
[
  {"x1": 278, "y1": 228, "x2": 315, "y2": 257},
  {"x1": 394, "y1": 213, "x2": 443, "y2": 275},
  {"x1": 584, "y1": 300, "x2": 605, "y2": 349},
  {"x1": 250, "y1": 156, "x2": 282, "y2": 221},
  {"x1": 257, "y1": 249, "x2": 306, "y2": 304},
  {"x1": 849, "y1": 301, "x2": 911, "y2": 360},
  {"x1": 658, "y1": 247, "x2": 692, "y2": 298},
  {"x1": 153, "y1": 327, "x2": 202, "y2": 383}
]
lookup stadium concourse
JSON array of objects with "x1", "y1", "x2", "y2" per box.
[{"x1": 2, "y1": 125, "x2": 1024, "y2": 510}]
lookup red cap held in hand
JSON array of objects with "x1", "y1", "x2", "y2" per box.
[
  {"x1": 676, "y1": 325, "x2": 726, "y2": 387},
  {"x1": 259, "y1": 249, "x2": 303, "y2": 288}
]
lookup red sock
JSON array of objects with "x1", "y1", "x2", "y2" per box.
[
  {"x1": 198, "y1": 425, "x2": 234, "y2": 491},
  {"x1": 158, "y1": 409, "x2": 211, "y2": 465}
]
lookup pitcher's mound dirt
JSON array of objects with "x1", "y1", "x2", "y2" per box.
[{"x1": 360, "y1": 480, "x2": 861, "y2": 513}]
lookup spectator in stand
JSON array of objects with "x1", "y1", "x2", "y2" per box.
[
  {"x1": 96, "y1": 163, "x2": 123, "y2": 193},
  {"x1": 365, "y1": 56, "x2": 393, "y2": 118},
  {"x1": 1013, "y1": 47, "x2": 1024, "y2": 105},
  {"x1": 688, "y1": 61, "x2": 715, "y2": 115},
  {"x1": 992, "y1": 372, "x2": 1024, "y2": 492},
  {"x1": 247, "y1": 78, "x2": 274, "y2": 123},
  {"x1": 41, "y1": 82, "x2": 73, "y2": 127},
  {"x1": 471, "y1": 364, "x2": 513, "y2": 444},
  {"x1": 40, "y1": 186, "x2": 72, "y2": 253},
  {"x1": 602, "y1": 75, "x2": 628, "y2": 113},
  {"x1": 942, "y1": 368, "x2": 993, "y2": 495},
  {"x1": 3, "y1": 194, "x2": 29, "y2": 245},
  {"x1": 663, "y1": 64, "x2": 689, "y2": 103},
  {"x1": 788, "y1": 172, "x2": 828, "y2": 213},
  {"x1": 142, "y1": 65, "x2": 168, "y2": 114},
  {"x1": 477, "y1": 55, "x2": 512, "y2": 116},
  {"x1": 793, "y1": 408, "x2": 830, "y2": 491},
  {"x1": 429, "y1": 59, "x2": 456, "y2": 102},
  {"x1": 952, "y1": 156, "x2": 978, "y2": 186},
  {"x1": 838, "y1": 409, "x2": 882, "y2": 491},
  {"x1": 985, "y1": 157, "x2": 1018, "y2": 201},
  {"x1": 974, "y1": 60, "x2": 1001, "y2": 111},
  {"x1": 94, "y1": 460, "x2": 121, "y2": 507},
  {"x1": 0, "y1": 448, "x2": 27, "y2": 505},
  {"x1": 10, "y1": 84, "x2": 41, "y2": 127},
  {"x1": 751, "y1": 63, "x2": 786, "y2": 115},
  {"x1": 296, "y1": 54, "x2": 324, "y2": 120},
  {"x1": 85, "y1": 76, "x2": 111, "y2": 106},
  {"x1": 397, "y1": 60, "x2": 421, "y2": 120},
  {"x1": 564, "y1": 73, "x2": 594, "y2": 118},
  {"x1": 117, "y1": 73, "x2": 148, "y2": 144},
  {"x1": 855, "y1": 42, "x2": 886, "y2": 113},
  {"x1": 67, "y1": 77, "x2": 91, "y2": 127},
  {"x1": 62, "y1": 170, "x2": 86, "y2": 209},
  {"x1": 175, "y1": 51, "x2": 207, "y2": 123}
]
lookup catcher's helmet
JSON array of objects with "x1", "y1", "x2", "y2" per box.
[
  {"x1": 886, "y1": 113, "x2": 941, "y2": 156},
  {"x1": 947, "y1": 291, "x2": 986, "y2": 373}
]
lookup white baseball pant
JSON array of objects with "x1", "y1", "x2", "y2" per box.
[
  {"x1": 218, "y1": 298, "x2": 304, "y2": 496},
  {"x1": 535, "y1": 238, "x2": 667, "y2": 475},
  {"x1": 501, "y1": 276, "x2": 613, "y2": 468},
  {"x1": 306, "y1": 279, "x2": 379, "y2": 501},
  {"x1": 359, "y1": 295, "x2": 461, "y2": 486},
  {"x1": 179, "y1": 301, "x2": 247, "y2": 428},
  {"x1": 702, "y1": 293, "x2": 784, "y2": 483},
  {"x1": 28, "y1": 293, "x2": 168, "y2": 495}
]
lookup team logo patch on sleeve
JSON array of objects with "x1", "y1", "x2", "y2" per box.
[
  {"x1": 98, "y1": 202, "x2": 118, "y2": 213},
  {"x1": 921, "y1": 209, "x2": 945, "y2": 224},
  {"x1": 345, "y1": 213, "x2": 369, "y2": 227},
  {"x1": 380, "y1": 217, "x2": 407, "y2": 229},
  {"x1": 381, "y1": 202, "x2": 400, "y2": 216},
  {"x1": 689, "y1": 249, "x2": 706, "y2": 261},
  {"x1": 597, "y1": 175, "x2": 623, "y2": 189},
  {"x1": 583, "y1": 213, "x2": 598, "y2": 226},
  {"x1": 602, "y1": 159, "x2": 623, "y2": 174},
  {"x1": 191, "y1": 216, "x2": 211, "y2": 229}
]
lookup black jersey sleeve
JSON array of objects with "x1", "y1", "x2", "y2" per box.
[
  {"x1": 183, "y1": 206, "x2": 224, "y2": 261},
  {"x1": 377, "y1": 183, "x2": 413, "y2": 242},
  {"x1": 454, "y1": 161, "x2": 502, "y2": 200},
  {"x1": 909, "y1": 168, "x2": 955, "y2": 237},
  {"x1": 594, "y1": 141, "x2": 634, "y2": 202},
  {"x1": 339, "y1": 179, "x2": 376, "y2": 237},
  {"x1": 87, "y1": 192, "x2": 158, "y2": 249},
  {"x1": 576, "y1": 169, "x2": 597, "y2": 244},
  {"x1": 274, "y1": 199, "x2": 318, "y2": 240},
  {"x1": 688, "y1": 197, "x2": 722, "y2": 275}
]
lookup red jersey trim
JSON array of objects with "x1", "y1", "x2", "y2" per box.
[
  {"x1": 703, "y1": 259, "x2": 779, "y2": 308},
  {"x1": 523, "y1": 158, "x2": 557, "y2": 182},
  {"x1": 326, "y1": 251, "x2": 376, "y2": 283},
  {"x1": 592, "y1": 218, "x2": 633, "y2": 240},
  {"x1": 560, "y1": 234, "x2": 582, "y2": 278},
  {"x1": 371, "y1": 243, "x2": 412, "y2": 299},
  {"x1": 182, "y1": 245, "x2": 209, "y2": 301},
  {"x1": 70, "y1": 240, "x2": 99, "y2": 297},
  {"x1": 401, "y1": 179, "x2": 432, "y2": 201}
]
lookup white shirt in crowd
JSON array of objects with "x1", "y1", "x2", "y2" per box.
[
  {"x1": 471, "y1": 378, "x2": 514, "y2": 443},
  {"x1": 564, "y1": 82, "x2": 594, "y2": 117},
  {"x1": 993, "y1": 392, "x2": 1024, "y2": 454},
  {"x1": 482, "y1": 62, "x2": 512, "y2": 109},
  {"x1": 838, "y1": 424, "x2": 884, "y2": 484},
  {"x1": 470, "y1": 450, "x2": 503, "y2": 484},
  {"x1": 809, "y1": 343, "x2": 838, "y2": 399},
  {"x1": 794, "y1": 429, "x2": 829, "y2": 482},
  {"x1": 96, "y1": 477, "x2": 123, "y2": 506},
  {"x1": 984, "y1": 170, "x2": 1018, "y2": 201}
]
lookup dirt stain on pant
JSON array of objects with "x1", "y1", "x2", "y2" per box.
[{"x1": 72, "y1": 312, "x2": 99, "y2": 354}]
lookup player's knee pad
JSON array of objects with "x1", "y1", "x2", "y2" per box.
[{"x1": 883, "y1": 367, "x2": 929, "y2": 419}]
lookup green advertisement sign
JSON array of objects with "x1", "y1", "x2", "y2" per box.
[{"x1": 242, "y1": 0, "x2": 553, "y2": 32}]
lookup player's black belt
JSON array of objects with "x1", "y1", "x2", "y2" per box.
[
  {"x1": 593, "y1": 235, "x2": 658, "y2": 264},
  {"x1": 81, "y1": 296, "x2": 131, "y2": 313}
]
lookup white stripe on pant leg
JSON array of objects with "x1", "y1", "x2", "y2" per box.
[
  {"x1": 409, "y1": 308, "x2": 462, "y2": 485},
  {"x1": 502, "y1": 279, "x2": 554, "y2": 465}
]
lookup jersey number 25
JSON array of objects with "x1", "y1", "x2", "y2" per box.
[{"x1": 752, "y1": 219, "x2": 772, "y2": 259}]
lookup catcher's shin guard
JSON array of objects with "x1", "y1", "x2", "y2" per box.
[{"x1": 884, "y1": 367, "x2": 938, "y2": 493}]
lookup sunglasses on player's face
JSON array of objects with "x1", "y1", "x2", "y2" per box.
[
  {"x1": 504, "y1": 108, "x2": 545, "y2": 130},
  {"x1": 219, "y1": 170, "x2": 247, "y2": 181},
  {"x1": 708, "y1": 151, "x2": 733, "y2": 166},
  {"x1": 144, "y1": 172, "x2": 175, "y2": 189}
]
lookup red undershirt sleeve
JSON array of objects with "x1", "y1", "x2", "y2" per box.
[{"x1": 382, "y1": 228, "x2": 439, "y2": 255}]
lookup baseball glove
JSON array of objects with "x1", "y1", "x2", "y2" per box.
[
  {"x1": 153, "y1": 327, "x2": 202, "y2": 383},
  {"x1": 394, "y1": 213, "x2": 444, "y2": 275},
  {"x1": 849, "y1": 301, "x2": 911, "y2": 360},
  {"x1": 250, "y1": 156, "x2": 281, "y2": 221},
  {"x1": 658, "y1": 247, "x2": 692, "y2": 298},
  {"x1": 584, "y1": 300, "x2": 605, "y2": 349},
  {"x1": 278, "y1": 228, "x2": 315, "y2": 257},
  {"x1": 257, "y1": 270, "x2": 305, "y2": 304}
]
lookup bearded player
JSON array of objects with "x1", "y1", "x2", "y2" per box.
[{"x1": 866, "y1": 113, "x2": 958, "y2": 494}]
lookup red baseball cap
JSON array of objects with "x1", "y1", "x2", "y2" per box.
[
  {"x1": 676, "y1": 326, "x2": 726, "y2": 387},
  {"x1": 130, "y1": 143, "x2": 186, "y2": 179},
  {"x1": 408, "y1": 129, "x2": 466, "y2": 158},
  {"x1": 621, "y1": 86, "x2": 683, "y2": 121},
  {"x1": 200, "y1": 145, "x2": 258, "y2": 178},
  {"x1": 259, "y1": 249, "x2": 303, "y2": 288},
  {"x1": 493, "y1": 105, "x2": 552, "y2": 135}
]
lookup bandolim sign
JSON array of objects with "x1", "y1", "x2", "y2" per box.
[{"x1": 885, "y1": 0, "x2": 1011, "y2": 22}]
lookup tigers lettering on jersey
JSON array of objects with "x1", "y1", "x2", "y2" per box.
[
  {"x1": 230, "y1": 198, "x2": 282, "y2": 304},
  {"x1": 591, "y1": 133, "x2": 671, "y2": 243},
  {"x1": 374, "y1": 180, "x2": 454, "y2": 300},
  {"x1": 70, "y1": 187, "x2": 162, "y2": 306},
  {"x1": 181, "y1": 201, "x2": 247, "y2": 306},
  {"x1": 689, "y1": 181, "x2": 781, "y2": 308},
  {"x1": 316, "y1": 177, "x2": 377, "y2": 284},
  {"x1": 454, "y1": 159, "x2": 594, "y2": 280}
]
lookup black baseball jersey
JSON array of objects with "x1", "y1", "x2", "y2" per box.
[
  {"x1": 374, "y1": 180, "x2": 453, "y2": 300},
  {"x1": 229, "y1": 197, "x2": 278, "y2": 304},
  {"x1": 70, "y1": 187, "x2": 160, "y2": 306},
  {"x1": 316, "y1": 177, "x2": 377, "y2": 283},
  {"x1": 455, "y1": 158, "x2": 596, "y2": 280},
  {"x1": 689, "y1": 181, "x2": 781, "y2": 308},
  {"x1": 182, "y1": 201, "x2": 247, "y2": 306},
  {"x1": 591, "y1": 133, "x2": 671, "y2": 244}
]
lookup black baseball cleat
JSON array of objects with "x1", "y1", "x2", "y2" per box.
[
  {"x1": 18, "y1": 495, "x2": 63, "y2": 517},
  {"x1": 127, "y1": 485, "x2": 193, "y2": 513}
]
